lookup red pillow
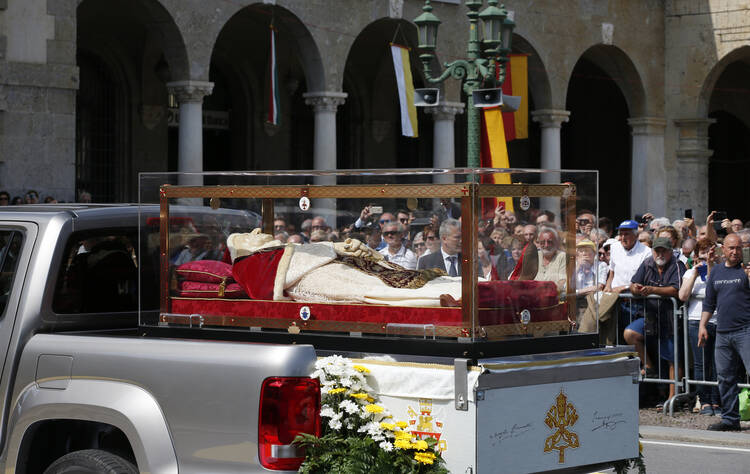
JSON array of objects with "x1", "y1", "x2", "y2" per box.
[
  {"x1": 178, "y1": 281, "x2": 247, "y2": 299},
  {"x1": 176, "y1": 260, "x2": 233, "y2": 284}
]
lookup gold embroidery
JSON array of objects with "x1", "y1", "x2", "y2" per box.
[{"x1": 544, "y1": 390, "x2": 579, "y2": 463}]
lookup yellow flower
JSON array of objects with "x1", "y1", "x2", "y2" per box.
[
  {"x1": 350, "y1": 393, "x2": 368, "y2": 399},
  {"x1": 353, "y1": 365, "x2": 370, "y2": 374},
  {"x1": 366, "y1": 396, "x2": 375, "y2": 403},
  {"x1": 414, "y1": 451, "x2": 436, "y2": 464},
  {"x1": 413, "y1": 440, "x2": 428, "y2": 451},
  {"x1": 394, "y1": 430, "x2": 412, "y2": 440},
  {"x1": 394, "y1": 439, "x2": 412, "y2": 450},
  {"x1": 327, "y1": 387, "x2": 346, "y2": 394},
  {"x1": 380, "y1": 422, "x2": 396, "y2": 430},
  {"x1": 365, "y1": 404, "x2": 384, "y2": 414},
  {"x1": 396, "y1": 421, "x2": 408, "y2": 429}
]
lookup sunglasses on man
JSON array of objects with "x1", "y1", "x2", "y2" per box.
[{"x1": 383, "y1": 230, "x2": 400, "y2": 237}]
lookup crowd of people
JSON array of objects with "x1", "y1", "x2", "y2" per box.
[
  {"x1": 265, "y1": 201, "x2": 750, "y2": 430},
  {"x1": 0, "y1": 189, "x2": 93, "y2": 205},
  {"x1": 13, "y1": 184, "x2": 745, "y2": 430}
]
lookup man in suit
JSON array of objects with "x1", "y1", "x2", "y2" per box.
[{"x1": 417, "y1": 218, "x2": 462, "y2": 276}]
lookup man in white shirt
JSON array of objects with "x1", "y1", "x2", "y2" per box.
[
  {"x1": 604, "y1": 219, "x2": 652, "y2": 340},
  {"x1": 379, "y1": 222, "x2": 416, "y2": 269}
]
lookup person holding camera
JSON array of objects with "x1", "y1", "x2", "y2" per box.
[
  {"x1": 679, "y1": 238, "x2": 721, "y2": 416},
  {"x1": 701, "y1": 233, "x2": 750, "y2": 431}
]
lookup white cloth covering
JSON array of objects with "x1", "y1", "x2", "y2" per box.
[{"x1": 355, "y1": 358, "x2": 481, "y2": 401}]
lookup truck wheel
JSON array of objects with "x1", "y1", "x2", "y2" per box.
[{"x1": 43, "y1": 449, "x2": 137, "y2": 474}]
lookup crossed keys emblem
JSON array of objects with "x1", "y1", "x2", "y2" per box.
[{"x1": 544, "y1": 390, "x2": 580, "y2": 463}]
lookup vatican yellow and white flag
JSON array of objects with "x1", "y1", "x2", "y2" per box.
[{"x1": 390, "y1": 43, "x2": 418, "y2": 137}]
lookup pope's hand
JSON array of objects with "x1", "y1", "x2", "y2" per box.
[{"x1": 333, "y1": 239, "x2": 383, "y2": 260}]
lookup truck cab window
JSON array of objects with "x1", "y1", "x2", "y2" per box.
[
  {"x1": 0, "y1": 231, "x2": 23, "y2": 317},
  {"x1": 53, "y1": 231, "x2": 139, "y2": 313}
]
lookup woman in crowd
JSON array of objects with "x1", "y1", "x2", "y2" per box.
[
  {"x1": 679, "y1": 238, "x2": 721, "y2": 415},
  {"x1": 478, "y1": 236, "x2": 499, "y2": 280}
]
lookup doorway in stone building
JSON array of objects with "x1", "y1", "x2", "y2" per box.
[
  {"x1": 340, "y1": 19, "x2": 432, "y2": 178},
  {"x1": 75, "y1": 51, "x2": 128, "y2": 203},
  {"x1": 706, "y1": 59, "x2": 750, "y2": 223},
  {"x1": 563, "y1": 48, "x2": 635, "y2": 223}
]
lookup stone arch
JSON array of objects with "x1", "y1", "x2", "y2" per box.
[
  {"x1": 207, "y1": 3, "x2": 319, "y2": 170},
  {"x1": 567, "y1": 44, "x2": 647, "y2": 118},
  {"x1": 512, "y1": 34, "x2": 552, "y2": 111},
  {"x1": 698, "y1": 45, "x2": 750, "y2": 120},
  {"x1": 700, "y1": 46, "x2": 750, "y2": 220},
  {"x1": 562, "y1": 44, "x2": 646, "y2": 221},
  {"x1": 76, "y1": 0, "x2": 189, "y2": 81},
  {"x1": 340, "y1": 18, "x2": 432, "y2": 170},
  {"x1": 201, "y1": 3, "x2": 324, "y2": 92},
  {"x1": 76, "y1": 0, "x2": 189, "y2": 200}
]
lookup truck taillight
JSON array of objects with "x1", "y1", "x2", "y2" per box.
[{"x1": 258, "y1": 377, "x2": 320, "y2": 470}]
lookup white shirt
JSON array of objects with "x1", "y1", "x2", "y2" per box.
[
  {"x1": 441, "y1": 248, "x2": 460, "y2": 276},
  {"x1": 609, "y1": 240, "x2": 651, "y2": 288},
  {"x1": 683, "y1": 267, "x2": 717, "y2": 323},
  {"x1": 576, "y1": 261, "x2": 609, "y2": 290},
  {"x1": 379, "y1": 244, "x2": 417, "y2": 270}
]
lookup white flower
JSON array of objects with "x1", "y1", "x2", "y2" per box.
[
  {"x1": 339, "y1": 399, "x2": 360, "y2": 415},
  {"x1": 320, "y1": 406, "x2": 336, "y2": 418},
  {"x1": 328, "y1": 418, "x2": 342, "y2": 430},
  {"x1": 379, "y1": 441, "x2": 394, "y2": 452}
]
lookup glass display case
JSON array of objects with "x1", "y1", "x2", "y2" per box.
[{"x1": 138, "y1": 168, "x2": 600, "y2": 359}]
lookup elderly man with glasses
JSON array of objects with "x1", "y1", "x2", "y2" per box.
[
  {"x1": 534, "y1": 227, "x2": 567, "y2": 291},
  {"x1": 379, "y1": 222, "x2": 416, "y2": 270}
]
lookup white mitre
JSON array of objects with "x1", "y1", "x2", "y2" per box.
[{"x1": 226, "y1": 228, "x2": 283, "y2": 262}]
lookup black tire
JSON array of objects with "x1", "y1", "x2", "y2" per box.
[{"x1": 43, "y1": 449, "x2": 138, "y2": 474}]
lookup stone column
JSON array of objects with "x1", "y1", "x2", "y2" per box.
[
  {"x1": 425, "y1": 102, "x2": 465, "y2": 184},
  {"x1": 166, "y1": 80, "x2": 214, "y2": 187},
  {"x1": 628, "y1": 117, "x2": 667, "y2": 217},
  {"x1": 303, "y1": 91, "x2": 347, "y2": 225},
  {"x1": 674, "y1": 118, "x2": 716, "y2": 220},
  {"x1": 531, "y1": 109, "x2": 570, "y2": 215}
]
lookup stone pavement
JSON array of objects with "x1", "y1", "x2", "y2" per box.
[{"x1": 640, "y1": 407, "x2": 750, "y2": 447}]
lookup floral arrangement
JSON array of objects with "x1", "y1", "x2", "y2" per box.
[
  {"x1": 612, "y1": 436, "x2": 646, "y2": 474},
  {"x1": 294, "y1": 355, "x2": 448, "y2": 473}
]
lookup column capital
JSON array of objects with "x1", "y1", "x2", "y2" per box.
[
  {"x1": 425, "y1": 101, "x2": 465, "y2": 120},
  {"x1": 531, "y1": 109, "x2": 570, "y2": 128},
  {"x1": 303, "y1": 91, "x2": 347, "y2": 112},
  {"x1": 674, "y1": 117, "x2": 716, "y2": 163},
  {"x1": 166, "y1": 80, "x2": 214, "y2": 103},
  {"x1": 627, "y1": 116, "x2": 667, "y2": 135}
]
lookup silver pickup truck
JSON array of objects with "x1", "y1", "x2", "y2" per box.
[
  {"x1": 0, "y1": 168, "x2": 641, "y2": 474},
  {"x1": 0, "y1": 205, "x2": 319, "y2": 473}
]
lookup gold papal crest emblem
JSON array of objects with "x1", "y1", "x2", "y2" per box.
[
  {"x1": 544, "y1": 390, "x2": 580, "y2": 463},
  {"x1": 406, "y1": 398, "x2": 447, "y2": 452}
]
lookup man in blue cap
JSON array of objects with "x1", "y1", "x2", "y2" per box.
[{"x1": 604, "y1": 219, "x2": 653, "y2": 341}]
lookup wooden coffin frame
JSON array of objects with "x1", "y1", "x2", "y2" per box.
[{"x1": 158, "y1": 181, "x2": 577, "y2": 339}]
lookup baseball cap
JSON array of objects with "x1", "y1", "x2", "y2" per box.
[
  {"x1": 603, "y1": 238, "x2": 618, "y2": 249},
  {"x1": 652, "y1": 237, "x2": 673, "y2": 250},
  {"x1": 617, "y1": 219, "x2": 639, "y2": 230}
]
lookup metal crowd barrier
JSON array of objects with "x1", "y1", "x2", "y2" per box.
[{"x1": 606, "y1": 293, "x2": 684, "y2": 416}]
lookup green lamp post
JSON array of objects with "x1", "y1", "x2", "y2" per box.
[{"x1": 414, "y1": 0, "x2": 515, "y2": 168}]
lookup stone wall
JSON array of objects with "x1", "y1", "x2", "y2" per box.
[
  {"x1": 2, "y1": 0, "x2": 743, "y2": 216},
  {"x1": 0, "y1": 0, "x2": 77, "y2": 201}
]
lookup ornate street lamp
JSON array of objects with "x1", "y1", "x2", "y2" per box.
[{"x1": 414, "y1": 0, "x2": 516, "y2": 167}]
